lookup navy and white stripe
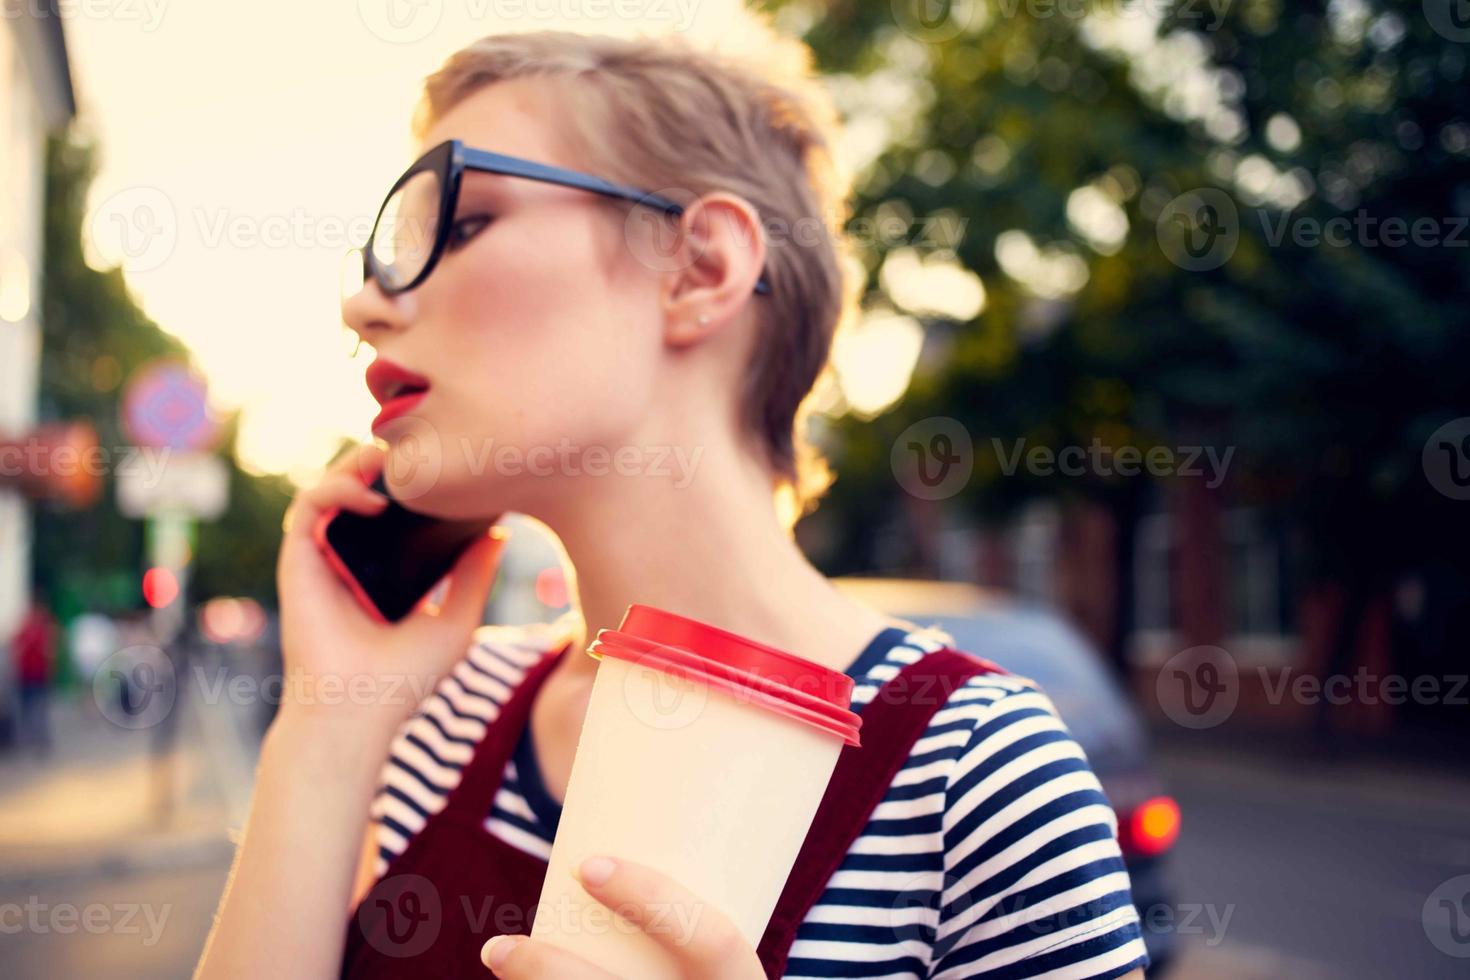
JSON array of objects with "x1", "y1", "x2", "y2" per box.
[{"x1": 369, "y1": 615, "x2": 1149, "y2": 978}]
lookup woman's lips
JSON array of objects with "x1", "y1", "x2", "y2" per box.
[
  {"x1": 366, "y1": 358, "x2": 431, "y2": 433},
  {"x1": 371, "y1": 389, "x2": 428, "y2": 432}
]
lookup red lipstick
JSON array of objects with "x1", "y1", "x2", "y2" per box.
[{"x1": 366, "y1": 358, "x2": 431, "y2": 432}]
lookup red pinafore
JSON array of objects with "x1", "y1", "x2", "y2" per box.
[{"x1": 341, "y1": 642, "x2": 1003, "y2": 978}]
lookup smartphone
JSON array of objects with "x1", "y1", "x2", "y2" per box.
[{"x1": 313, "y1": 474, "x2": 500, "y2": 623}]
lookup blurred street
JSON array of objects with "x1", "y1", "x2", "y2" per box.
[
  {"x1": 4, "y1": 2, "x2": 1470, "y2": 977},
  {"x1": 3, "y1": 680, "x2": 1468, "y2": 977},
  {"x1": 1154, "y1": 733, "x2": 1470, "y2": 979},
  {"x1": 0, "y1": 647, "x2": 256, "y2": 980}
]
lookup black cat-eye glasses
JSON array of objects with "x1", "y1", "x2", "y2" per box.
[{"x1": 357, "y1": 139, "x2": 773, "y2": 297}]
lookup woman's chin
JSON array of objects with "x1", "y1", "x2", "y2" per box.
[{"x1": 385, "y1": 471, "x2": 508, "y2": 522}]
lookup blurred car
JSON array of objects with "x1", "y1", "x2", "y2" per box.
[{"x1": 834, "y1": 577, "x2": 1178, "y2": 974}]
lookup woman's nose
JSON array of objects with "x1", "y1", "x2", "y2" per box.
[{"x1": 341, "y1": 263, "x2": 414, "y2": 347}]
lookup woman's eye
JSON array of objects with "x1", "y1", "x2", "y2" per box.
[{"x1": 447, "y1": 214, "x2": 492, "y2": 249}]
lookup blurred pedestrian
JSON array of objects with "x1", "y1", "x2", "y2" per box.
[{"x1": 11, "y1": 591, "x2": 57, "y2": 754}]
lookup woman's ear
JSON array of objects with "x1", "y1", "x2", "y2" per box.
[{"x1": 661, "y1": 193, "x2": 766, "y2": 348}]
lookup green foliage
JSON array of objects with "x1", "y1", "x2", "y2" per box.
[
  {"x1": 785, "y1": 0, "x2": 1470, "y2": 579},
  {"x1": 33, "y1": 131, "x2": 290, "y2": 615}
]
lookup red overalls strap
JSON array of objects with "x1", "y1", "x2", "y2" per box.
[
  {"x1": 755, "y1": 647, "x2": 1003, "y2": 979},
  {"x1": 341, "y1": 644, "x2": 1005, "y2": 979}
]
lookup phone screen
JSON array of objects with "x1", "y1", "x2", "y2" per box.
[{"x1": 318, "y1": 474, "x2": 498, "y2": 622}]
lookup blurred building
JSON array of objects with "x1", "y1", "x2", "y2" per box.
[
  {"x1": 902, "y1": 482, "x2": 1460, "y2": 739},
  {"x1": 0, "y1": 7, "x2": 74, "y2": 649}
]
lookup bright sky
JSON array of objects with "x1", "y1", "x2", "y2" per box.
[{"x1": 64, "y1": 0, "x2": 791, "y2": 485}]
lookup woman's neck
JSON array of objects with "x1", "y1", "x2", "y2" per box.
[{"x1": 532, "y1": 443, "x2": 895, "y2": 684}]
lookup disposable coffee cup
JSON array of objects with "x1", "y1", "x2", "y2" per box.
[{"x1": 528, "y1": 604, "x2": 862, "y2": 979}]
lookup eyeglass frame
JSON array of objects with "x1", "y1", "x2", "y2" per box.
[{"x1": 361, "y1": 138, "x2": 773, "y2": 297}]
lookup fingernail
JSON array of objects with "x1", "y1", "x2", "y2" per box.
[
  {"x1": 578, "y1": 856, "x2": 616, "y2": 886},
  {"x1": 482, "y1": 934, "x2": 524, "y2": 969}
]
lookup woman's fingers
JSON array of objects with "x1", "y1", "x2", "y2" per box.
[
  {"x1": 406, "y1": 525, "x2": 509, "y2": 629},
  {"x1": 436, "y1": 527, "x2": 510, "y2": 627},
  {"x1": 480, "y1": 859, "x2": 763, "y2": 979},
  {"x1": 572, "y1": 858, "x2": 759, "y2": 978},
  {"x1": 333, "y1": 439, "x2": 387, "y2": 478},
  {"x1": 281, "y1": 444, "x2": 387, "y2": 546},
  {"x1": 277, "y1": 444, "x2": 391, "y2": 614},
  {"x1": 302, "y1": 473, "x2": 390, "y2": 519},
  {"x1": 480, "y1": 934, "x2": 619, "y2": 978}
]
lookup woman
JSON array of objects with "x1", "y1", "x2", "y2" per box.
[{"x1": 196, "y1": 17, "x2": 1148, "y2": 980}]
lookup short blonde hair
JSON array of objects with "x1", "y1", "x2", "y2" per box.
[{"x1": 412, "y1": 15, "x2": 856, "y2": 515}]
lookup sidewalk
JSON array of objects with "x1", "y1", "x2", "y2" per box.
[
  {"x1": 0, "y1": 652, "x2": 266, "y2": 979},
  {"x1": 0, "y1": 651, "x2": 259, "y2": 883}
]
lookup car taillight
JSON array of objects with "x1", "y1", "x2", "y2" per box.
[{"x1": 1119, "y1": 795, "x2": 1180, "y2": 859}]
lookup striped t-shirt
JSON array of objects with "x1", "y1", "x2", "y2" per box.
[{"x1": 369, "y1": 616, "x2": 1150, "y2": 978}]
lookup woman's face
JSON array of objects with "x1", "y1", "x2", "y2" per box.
[{"x1": 342, "y1": 79, "x2": 666, "y2": 520}]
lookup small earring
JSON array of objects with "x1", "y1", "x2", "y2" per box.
[{"x1": 697, "y1": 313, "x2": 710, "y2": 325}]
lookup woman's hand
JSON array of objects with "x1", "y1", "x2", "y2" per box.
[
  {"x1": 276, "y1": 441, "x2": 507, "y2": 740},
  {"x1": 480, "y1": 857, "x2": 766, "y2": 979},
  {"x1": 198, "y1": 437, "x2": 507, "y2": 980}
]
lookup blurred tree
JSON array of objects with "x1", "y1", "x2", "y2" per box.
[
  {"x1": 34, "y1": 132, "x2": 291, "y2": 627},
  {"x1": 190, "y1": 412, "x2": 294, "y2": 606},
  {"x1": 779, "y1": 0, "x2": 1469, "y2": 674}
]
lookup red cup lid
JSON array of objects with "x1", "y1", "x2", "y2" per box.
[{"x1": 588, "y1": 604, "x2": 862, "y2": 747}]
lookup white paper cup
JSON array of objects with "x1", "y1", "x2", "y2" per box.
[{"x1": 528, "y1": 604, "x2": 862, "y2": 979}]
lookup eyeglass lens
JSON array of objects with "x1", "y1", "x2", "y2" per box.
[{"x1": 369, "y1": 169, "x2": 443, "y2": 291}]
